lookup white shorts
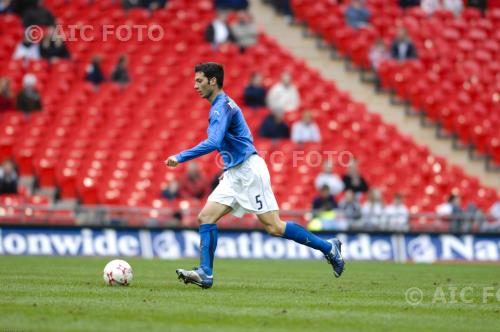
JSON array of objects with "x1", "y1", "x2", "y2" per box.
[{"x1": 208, "y1": 154, "x2": 279, "y2": 217}]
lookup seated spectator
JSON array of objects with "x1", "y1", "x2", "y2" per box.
[
  {"x1": 369, "y1": 39, "x2": 390, "y2": 72},
  {"x1": 0, "y1": 77, "x2": 14, "y2": 112},
  {"x1": 399, "y1": 0, "x2": 420, "y2": 8},
  {"x1": 111, "y1": 54, "x2": 130, "y2": 86},
  {"x1": 312, "y1": 185, "x2": 338, "y2": 215},
  {"x1": 291, "y1": 110, "x2": 321, "y2": 144},
  {"x1": 22, "y1": 0, "x2": 55, "y2": 27},
  {"x1": 486, "y1": 200, "x2": 500, "y2": 231},
  {"x1": 421, "y1": 0, "x2": 441, "y2": 15},
  {"x1": 205, "y1": 11, "x2": 234, "y2": 50},
  {"x1": 443, "y1": 0, "x2": 463, "y2": 16},
  {"x1": 315, "y1": 161, "x2": 344, "y2": 196},
  {"x1": 467, "y1": 0, "x2": 486, "y2": 14},
  {"x1": 464, "y1": 202, "x2": 485, "y2": 232},
  {"x1": 230, "y1": 11, "x2": 257, "y2": 53},
  {"x1": 243, "y1": 72, "x2": 267, "y2": 108},
  {"x1": 215, "y1": 0, "x2": 249, "y2": 10},
  {"x1": 361, "y1": 188, "x2": 384, "y2": 229},
  {"x1": 40, "y1": 27, "x2": 70, "y2": 61},
  {"x1": 266, "y1": 0, "x2": 293, "y2": 21},
  {"x1": 161, "y1": 179, "x2": 180, "y2": 201},
  {"x1": 12, "y1": 34, "x2": 40, "y2": 61},
  {"x1": 141, "y1": 0, "x2": 167, "y2": 10},
  {"x1": 180, "y1": 162, "x2": 208, "y2": 199},
  {"x1": 384, "y1": 193, "x2": 409, "y2": 231},
  {"x1": 266, "y1": 71, "x2": 300, "y2": 114},
  {"x1": 0, "y1": 0, "x2": 12, "y2": 13},
  {"x1": 258, "y1": 112, "x2": 290, "y2": 139},
  {"x1": 16, "y1": 73, "x2": 42, "y2": 113},
  {"x1": 345, "y1": 0, "x2": 370, "y2": 29},
  {"x1": 85, "y1": 55, "x2": 105, "y2": 87},
  {"x1": 0, "y1": 159, "x2": 18, "y2": 195},
  {"x1": 437, "y1": 194, "x2": 465, "y2": 232},
  {"x1": 342, "y1": 159, "x2": 369, "y2": 195},
  {"x1": 391, "y1": 27, "x2": 417, "y2": 61},
  {"x1": 338, "y1": 189, "x2": 362, "y2": 221}
]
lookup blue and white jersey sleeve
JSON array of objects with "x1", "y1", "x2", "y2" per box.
[{"x1": 175, "y1": 105, "x2": 232, "y2": 163}]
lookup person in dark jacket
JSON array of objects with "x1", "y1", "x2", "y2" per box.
[
  {"x1": 16, "y1": 73, "x2": 42, "y2": 113},
  {"x1": 342, "y1": 159, "x2": 369, "y2": 194},
  {"x1": 259, "y1": 112, "x2": 290, "y2": 139},
  {"x1": 21, "y1": 0, "x2": 55, "y2": 27},
  {"x1": 40, "y1": 27, "x2": 70, "y2": 61},
  {"x1": 205, "y1": 11, "x2": 234, "y2": 49},
  {"x1": 391, "y1": 27, "x2": 417, "y2": 61},
  {"x1": 111, "y1": 54, "x2": 130, "y2": 86},
  {"x1": 243, "y1": 72, "x2": 267, "y2": 108},
  {"x1": 85, "y1": 55, "x2": 105, "y2": 87}
]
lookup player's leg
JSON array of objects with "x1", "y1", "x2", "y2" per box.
[
  {"x1": 256, "y1": 210, "x2": 345, "y2": 277},
  {"x1": 256, "y1": 210, "x2": 332, "y2": 253},
  {"x1": 176, "y1": 201, "x2": 232, "y2": 288},
  {"x1": 197, "y1": 201, "x2": 232, "y2": 276}
]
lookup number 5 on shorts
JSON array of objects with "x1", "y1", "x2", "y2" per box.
[{"x1": 255, "y1": 195, "x2": 263, "y2": 210}]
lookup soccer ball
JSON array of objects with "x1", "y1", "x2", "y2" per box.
[{"x1": 103, "y1": 259, "x2": 133, "y2": 286}]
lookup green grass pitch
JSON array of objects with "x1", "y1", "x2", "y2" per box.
[{"x1": 0, "y1": 256, "x2": 499, "y2": 332}]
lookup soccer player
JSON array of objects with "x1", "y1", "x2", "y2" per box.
[{"x1": 165, "y1": 62, "x2": 344, "y2": 288}]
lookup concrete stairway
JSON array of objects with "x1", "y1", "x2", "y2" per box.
[{"x1": 249, "y1": 0, "x2": 500, "y2": 190}]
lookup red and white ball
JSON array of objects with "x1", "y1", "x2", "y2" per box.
[{"x1": 103, "y1": 259, "x2": 133, "y2": 286}]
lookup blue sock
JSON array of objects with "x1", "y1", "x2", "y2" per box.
[
  {"x1": 199, "y1": 224, "x2": 218, "y2": 275},
  {"x1": 283, "y1": 222, "x2": 332, "y2": 255}
]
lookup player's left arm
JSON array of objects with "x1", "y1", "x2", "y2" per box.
[{"x1": 164, "y1": 107, "x2": 232, "y2": 167}]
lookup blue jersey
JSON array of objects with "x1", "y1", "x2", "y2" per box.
[{"x1": 176, "y1": 92, "x2": 257, "y2": 170}]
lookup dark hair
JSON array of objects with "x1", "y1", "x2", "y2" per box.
[{"x1": 194, "y1": 62, "x2": 224, "y2": 88}]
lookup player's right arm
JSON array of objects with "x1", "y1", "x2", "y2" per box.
[{"x1": 168, "y1": 107, "x2": 232, "y2": 165}]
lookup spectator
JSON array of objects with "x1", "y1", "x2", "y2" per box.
[
  {"x1": 12, "y1": 34, "x2": 40, "y2": 61},
  {"x1": 230, "y1": 11, "x2": 257, "y2": 53},
  {"x1": 312, "y1": 184, "x2": 338, "y2": 215},
  {"x1": 243, "y1": 72, "x2": 267, "y2": 108},
  {"x1": 266, "y1": 71, "x2": 300, "y2": 114},
  {"x1": 467, "y1": 0, "x2": 486, "y2": 13},
  {"x1": 345, "y1": 0, "x2": 371, "y2": 29},
  {"x1": 384, "y1": 193, "x2": 409, "y2": 231},
  {"x1": 85, "y1": 55, "x2": 105, "y2": 87},
  {"x1": 369, "y1": 39, "x2": 390, "y2": 90},
  {"x1": 399, "y1": 0, "x2": 420, "y2": 8},
  {"x1": 215, "y1": 0, "x2": 249, "y2": 10},
  {"x1": 448, "y1": 194, "x2": 465, "y2": 232},
  {"x1": 0, "y1": 159, "x2": 18, "y2": 195},
  {"x1": 315, "y1": 160, "x2": 344, "y2": 196},
  {"x1": 141, "y1": 0, "x2": 167, "y2": 10},
  {"x1": 464, "y1": 202, "x2": 485, "y2": 232},
  {"x1": 205, "y1": 11, "x2": 234, "y2": 49},
  {"x1": 16, "y1": 73, "x2": 42, "y2": 113},
  {"x1": 0, "y1": 0, "x2": 12, "y2": 13},
  {"x1": 391, "y1": 27, "x2": 417, "y2": 61},
  {"x1": 342, "y1": 159, "x2": 369, "y2": 194},
  {"x1": 258, "y1": 112, "x2": 290, "y2": 139},
  {"x1": 180, "y1": 162, "x2": 208, "y2": 199},
  {"x1": 21, "y1": 0, "x2": 55, "y2": 27},
  {"x1": 40, "y1": 27, "x2": 70, "y2": 61},
  {"x1": 421, "y1": 0, "x2": 441, "y2": 15},
  {"x1": 0, "y1": 77, "x2": 15, "y2": 112},
  {"x1": 369, "y1": 39, "x2": 390, "y2": 72},
  {"x1": 338, "y1": 189, "x2": 362, "y2": 221},
  {"x1": 486, "y1": 200, "x2": 500, "y2": 231},
  {"x1": 266, "y1": 0, "x2": 293, "y2": 21},
  {"x1": 161, "y1": 179, "x2": 180, "y2": 201},
  {"x1": 291, "y1": 110, "x2": 321, "y2": 144},
  {"x1": 361, "y1": 188, "x2": 384, "y2": 229},
  {"x1": 111, "y1": 54, "x2": 130, "y2": 86},
  {"x1": 443, "y1": 0, "x2": 463, "y2": 16}
]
